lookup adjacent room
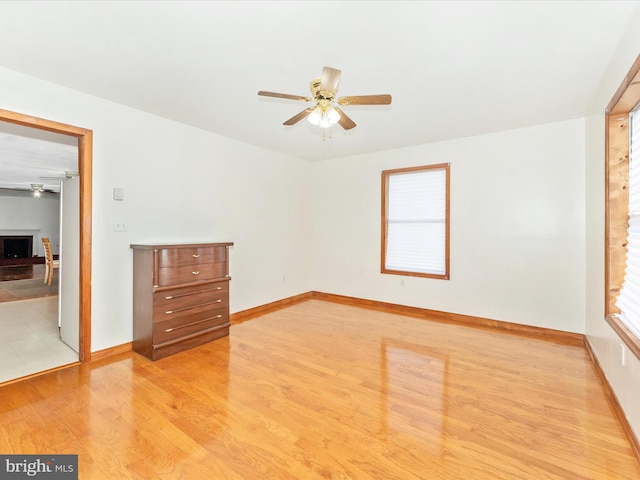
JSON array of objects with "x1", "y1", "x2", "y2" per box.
[
  {"x1": 0, "y1": 126, "x2": 80, "y2": 382},
  {"x1": 0, "y1": 1, "x2": 639, "y2": 478}
]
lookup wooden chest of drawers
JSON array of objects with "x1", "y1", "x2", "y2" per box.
[{"x1": 130, "y1": 242, "x2": 233, "y2": 360}]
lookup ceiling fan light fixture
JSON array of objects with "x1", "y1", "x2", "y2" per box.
[
  {"x1": 308, "y1": 105, "x2": 340, "y2": 129},
  {"x1": 319, "y1": 106, "x2": 331, "y2": 128},
  {"x1": 307, "y1": 106, "x2": 322, "y2": 126},
  {"x1": 31, "y1": 183, "x2": 44, "y2": 198},
  {"x1": 326, "y1": 106, "x2": 340, "y2": 125}
]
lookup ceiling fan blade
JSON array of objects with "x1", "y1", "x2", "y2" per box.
[
  {"x1": 258, "y1": 91, "x2": 312, "y2": 102},
  {"x1": 319, "y1": 66, "x2": 342, "y2": 93},
  {"x1": 337, "y1": 94, "x2": 392, "y2": 106},
  {"x1": 335, "y1": 107, "x2": 356, "y2": 130},
  {"x1": 283, "y1": 108, "x2": 314, "y2": 126}
]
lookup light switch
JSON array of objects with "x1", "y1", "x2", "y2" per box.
[{"x1": 113, "y1": 187, "x2": 125, "y2": 201}]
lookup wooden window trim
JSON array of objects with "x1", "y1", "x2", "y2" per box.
[
  {"x1": 381, "y1": 163, "x2": 450, "y2": 280},
  {"x1": 605, "y1": 314, "x2": 640, "y2": 362},
  {"x1": 605, "y1": 55, "x2": 640, "y2": 362}
]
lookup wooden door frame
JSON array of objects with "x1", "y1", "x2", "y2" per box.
[{"x1": 0, "y1": 109, "x2": 92, "y2": 362}]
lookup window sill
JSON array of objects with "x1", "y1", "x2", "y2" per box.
[{"x1": 605, "y1": 314, "x2": 640, "y2": 362}]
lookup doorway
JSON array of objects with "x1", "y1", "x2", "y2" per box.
[{"x1": 0, "y1": 108, "x2": 92, "y2": 364}]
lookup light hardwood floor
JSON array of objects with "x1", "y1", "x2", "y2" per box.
[{"x1": 0, "y1": 300, "x2": 638, "y2": 479}]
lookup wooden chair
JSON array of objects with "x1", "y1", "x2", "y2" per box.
[{"x1": 42, "y1": 237, "x2": 59, "y2": 286}]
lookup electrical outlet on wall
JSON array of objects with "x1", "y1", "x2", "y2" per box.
[{"x1": 113, "y1": 218, "x2": 128, "y2": 232}]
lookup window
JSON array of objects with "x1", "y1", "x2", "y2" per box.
[
  {"x1": 605, "y1": 54, "x2": 640, "y2": 360},
  {"x1": 615, "y1": 106, "x2": 640, "y2": 340},
  {"x1": 381, "y1": 163, "x2": 450, "y2": 279}
]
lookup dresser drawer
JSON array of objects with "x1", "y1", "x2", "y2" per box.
[
  {"x1": 154, "y1": 282, "x2": 228, "y2": 313},
  {"x1": 158, "y1": 246, "x2": 226, "y2": 268},
  {"x1": 153, "y1": 295, "x2": 229, "y2": 323},
  {"x1": 153, "y1": 307, "x2": 229, "y2": 345},
  {"x1": 152, "y1": 325, "x2": 230, "y2": 361},
  {"x1": 157, "y1": 263, "x2": 226, "y2": 286}
]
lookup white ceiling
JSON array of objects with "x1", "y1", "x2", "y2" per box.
[
  {"x1": 0, "y1": 122, "x2": 77, "y2": 193},
  {"x1": 0, "y1": 0, "x2": 638, "y2": 189}
]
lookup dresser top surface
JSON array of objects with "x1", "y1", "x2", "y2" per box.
[{"x1": 130, "y1": 242, "x2": 233, "y2": 250}]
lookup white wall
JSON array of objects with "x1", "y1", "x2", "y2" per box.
[
  {"x1": 0, "y1": 66, "x2": 313, "y2": 352},
  {"x1": 312, "y1": 119, "x2": 586, "y2": 333},
  {"x1": 584, "y1": 8, "x2": 640, "y2": 442},
  {"x1": 0, "y1": 195, "x2": 60, "y2": 256}
]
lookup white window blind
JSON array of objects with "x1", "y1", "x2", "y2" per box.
[
  {"x1": 383, "y1": 165, "x2": 449, "y2": 277},
  {"x1": 616, "y1": 107, "x2": 640, "y2": 339}
]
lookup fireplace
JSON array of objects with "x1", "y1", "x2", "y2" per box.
[{"x1": 0, "y1": 235, "x2": 34, "y2": 264}]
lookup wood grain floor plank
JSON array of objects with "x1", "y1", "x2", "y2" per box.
[{"x1": 0, "y1": 299, "x2": 638, "y2": 479}]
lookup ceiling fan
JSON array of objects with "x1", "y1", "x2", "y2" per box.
[
  {"x1": 31, "y1": 184, "x2": 45, "y2": 198},
  {"x1": 0, "y1": 181, "x2": 60, "y2": 198},
  {"x1": 40, "y1": 170, "x2": 78, "y2": 181},
  {"x1": 258, "y1": 66, "x2": 392, "y2": 131}
]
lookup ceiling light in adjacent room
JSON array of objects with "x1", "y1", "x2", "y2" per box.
[{"x1": 31, "y1": 183, "x2": 44, "y2": 198}]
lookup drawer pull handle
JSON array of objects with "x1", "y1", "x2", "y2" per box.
[
  {"x1": 192, "y1": 254, "x2": 200, "y2": 258},
  {"x1": 192, "y1": 271, "x2": 200, "y2": 275},
  {"x1": 164, "y1": 314, "x2": 223, "y2": 333},
  {"x1": 165, "y1": 310, "x2": 173, "y2": 314},
  {"x1": 165, "y1": 295, "x2": 173, "y2": 300}
]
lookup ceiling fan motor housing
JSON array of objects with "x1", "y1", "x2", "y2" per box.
[{"x1": 310, "y1": 78, "x2": 335, "y2": 102}]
